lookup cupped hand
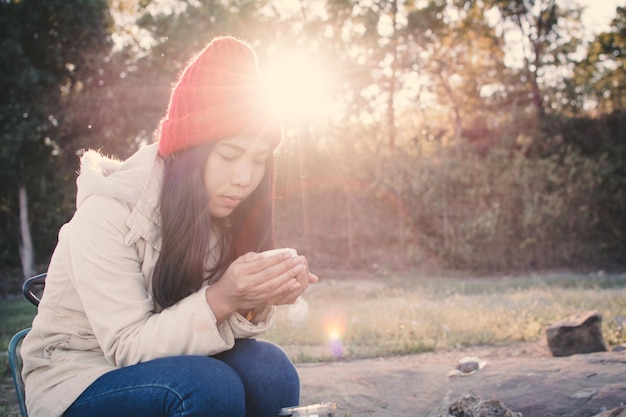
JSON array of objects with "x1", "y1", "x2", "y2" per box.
[
  {"x1": 205, "y1": 251, "x2": 316, "y2": 322},
  {"x1": 291, "y1": 254, "x2": 319, "y2": 298},
  {"x1": 258, "y1": 251, "x2": 319, "y2": 306}
]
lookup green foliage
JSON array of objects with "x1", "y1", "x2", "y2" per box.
[
  {"x1": 575, "y1": 7, "x2": 626, "y2": 113},
  {"x1": 312, "y1": 107, "x2": 625, "y2": 272},
  {"x1": 0, "y1": 0, "x2": 625, "y2": 282},
  {"x1": 483, "y1": 0, "x2": 585, "y2": 115},
  {"x1": 396, "y1": 113, "x2": 625, "y2": 271},
  {"x1": 0, "y1": 0, "x2": 113, "y2": 270}
]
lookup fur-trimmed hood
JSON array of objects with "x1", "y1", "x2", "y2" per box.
[
  {"x1": 76, "y1": 143, "x2": 160, "y2": 209},
  {"x1": 75, "y1": 142, "x2": 164, "y2": 248}
]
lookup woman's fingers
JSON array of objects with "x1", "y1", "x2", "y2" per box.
[
  {"x1": 228, "y1": 252, "x2": 300, "y2": 296},
  {"x1": 222, "y1": 251, "x2": 318, "y2": 310},
  {"x1": 266, "y1": 280, "x2": 302, "y2": 305},
  {"x1": 260, "y1": 255, "x2": 320, "y2": 303},
  {"x1": 228, "y1": 252, "x2": 291, "y2": 285},
  {"x1": 257, "y1": 263, "x2": 303, "y2": 298}
]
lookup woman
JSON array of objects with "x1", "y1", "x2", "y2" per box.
[{"x1": 21, "y1": 36, "x2": 318, "y2": 417}]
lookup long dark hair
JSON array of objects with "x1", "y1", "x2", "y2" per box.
[{"x1": 152, "y1": 142, "x2": 276, "y2": 308}]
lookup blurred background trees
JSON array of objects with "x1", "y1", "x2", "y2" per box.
[
  {"x1": 0, "y1": 0, "x2": 113, "y2": 284},
  {"x1": 1, "y1": 0, "x2": 624, "y2": 290}
]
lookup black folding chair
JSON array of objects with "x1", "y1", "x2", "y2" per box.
[{"x1": 8, "y1": 273, "x2": 46, "y2": 417}]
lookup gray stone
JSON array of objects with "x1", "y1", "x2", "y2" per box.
[
  {"x1": 456, "y1": 356, "x2": 481, "y2": 373},
  {"x1": 546, "y1": 310, "x2": 608, "y2": 357}
]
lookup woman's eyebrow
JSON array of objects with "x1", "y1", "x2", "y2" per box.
[
  {"x1": 219, "y1": 141, "x2": 271, "y2": 156},
  {"x1": 217, "y1": 143, "x2": 245, "y2": 152}
]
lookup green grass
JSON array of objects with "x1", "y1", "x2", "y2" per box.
[
  {"x1": 1, "y1": 272, "x2": 625, "y2": 417},
  {"x1": 263, "y1": 271, "x2": 626, "y2": 362},
  {"x1": 1, "y1": 298, "x2": 37, "y2": 374},
  {"x1": 1, "y1": 297, "x2": 36, "y2": 417},
  {"x1": 1, "y1": 299, "x2": 37, "y2": 350}
]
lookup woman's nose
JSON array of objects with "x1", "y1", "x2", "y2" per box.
[{"x1": 231, "y1": 161, "x2": 253, "y2": 187}]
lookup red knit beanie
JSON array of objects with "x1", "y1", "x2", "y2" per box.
[{"x1": 158, "y1": 36, "x2": 283, "y2": 157}]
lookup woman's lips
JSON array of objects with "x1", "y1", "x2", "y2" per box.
[{"x1": 221, "y1": 195, "x2": 244, "y2": 207}]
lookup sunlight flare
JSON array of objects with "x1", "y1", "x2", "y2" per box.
[
  {"x1": 323, "y1": 312, "x2": 346, "y2": 358},
  {"x1": 263, "y1": 50, "x2": 336, "y2": 125}
]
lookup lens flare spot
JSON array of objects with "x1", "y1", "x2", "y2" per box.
[{"x1": 323, "y1": 313, "x2": 346, "y2": 358}]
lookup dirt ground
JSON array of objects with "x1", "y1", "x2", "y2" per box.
[
  {"x1": 2, "y1": 341, "x2": 624, "y2": 417},
  {"x1": 296, "y1": 340, "x2": 626, "y2": 417}
]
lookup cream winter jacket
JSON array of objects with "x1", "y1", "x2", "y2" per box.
[{"x1": 21, "y1": 143, "x2": 276, "y2": 417}]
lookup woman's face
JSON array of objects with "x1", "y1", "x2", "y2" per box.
[{"x1": 204, "y1": 136, "x2": 272, "y2": 218}]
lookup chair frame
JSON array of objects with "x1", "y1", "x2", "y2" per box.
[{"x1": 8, "y1": 273, "x2": 46, "y2": 417}]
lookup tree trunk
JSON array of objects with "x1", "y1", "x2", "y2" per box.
[
  {"x1": 18, "y1": 178, "x2": 36, "y2": 279},
  {"x1": 529, "y1": 40, "x2": 545, "y2": 117},
  {"x1": 387, "y1": 0, "x2": 398, "y2": 149},
  {"x1": 342, "y1": 179, "x2": 354, "y2": 261}
]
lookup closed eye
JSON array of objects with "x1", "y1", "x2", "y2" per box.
[
  {"x1": 215, "y1": 140, "x2": 271, "y2": 165},
  {"x1": 218, "y1": 153, "x2": 238, "y2": 161}
]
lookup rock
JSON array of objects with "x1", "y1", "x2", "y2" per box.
[
  {"x1": 568, "y1": 389, "x2": 597, "y2": 399},
  {"x1": 447, "y1": 357, "x2": 487, "y2": 377},
  {"x1": 592, "y1": 406, "x2": 626, "y2": 417},
  {"x1": 456, "y1": 357, "x2": 481, "y2": 373},
  {"x1": 612, "y1": 344, "x2": 626, "y2": 352},
  {"x1": 546, "y1": 311, "x2": 608, "y2": 357},
  {"x1": 439, "y1": 394, "x2": 523, "y2": 417}
]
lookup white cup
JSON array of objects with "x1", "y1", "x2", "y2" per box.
[{"x1": 260, "y1": 248, "x2": 297, "y2": 258}]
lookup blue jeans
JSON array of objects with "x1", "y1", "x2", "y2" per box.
[{"x1": 63, "y1": 339, "x2": 299, "y2": 417}]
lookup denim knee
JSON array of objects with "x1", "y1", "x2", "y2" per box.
[
  {"x1": 214, "y1": 339, "x2": 300, "y2": 416},
  {"x1": 64, "y1": 355, "x2": 247, "y2": 417},
  {"x1": 174, "y1": 356, "x2": 247, "y2": 417}
]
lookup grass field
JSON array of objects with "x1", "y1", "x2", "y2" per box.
[
  {"x1": 1, "y1": 271, "x2": 625, "y2": 417},
  {"x1": 265, "y1": 270, "x2": 626, "y2": 362},
  {"x1": 1, "y1": 296, "x2": 37, "y2": 417}
]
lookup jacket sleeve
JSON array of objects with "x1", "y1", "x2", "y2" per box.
[
  {"x1": 64, "y1": 195, "x2": 273, "y2": 367},
  {"x1": 229, "y1": 305, "x2": 276, "y2": 339}
]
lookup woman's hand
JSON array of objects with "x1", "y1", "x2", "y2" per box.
[
  {"x1": 205, "y1": 251, "x2": 318, "y2": 323},
  {"x1": 291, "y1": 254, "x2": 319, "y2": 300}
]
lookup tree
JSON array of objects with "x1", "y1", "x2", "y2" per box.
[
  {"x1": 482, "y1": 0, "x2": 584, "y2": 116},
  {"x1": 0, "y1": 0, "x2": 113, "y2": 278},
  {"x1": 575, "y1": 6, "x2": 626, "y2": 113}
]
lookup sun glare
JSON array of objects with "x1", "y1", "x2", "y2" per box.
[
  {"x1": 263, "y1": 51, "x2": 337, "y2": 126},
  {"x1": 323, "y1": 313, "x2": 346, "y2": 358},
  {"x1": 323, "y1": 313, "x2": 346, "y2": 341}
]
